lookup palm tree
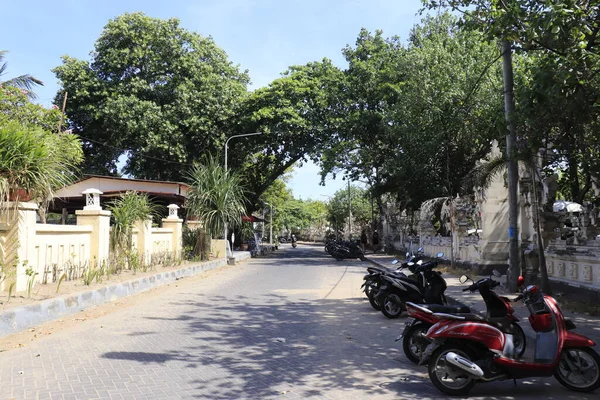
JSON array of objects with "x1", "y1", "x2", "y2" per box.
[
  {"x1": 186, "y1": 155, "x2": 248, "y2": 256},
  {"x1": 108, "y1": 191, "x2": 161, "y2": 257},
  {"x1": 0, "y1": 50, "x2": 43, "y2": 98},
  {"x1": 0, "y1": 120, "x2": 83, "y2": 208}
]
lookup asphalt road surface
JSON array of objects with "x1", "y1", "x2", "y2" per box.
[{"x1": 0, "y1": 243, "x2": 595, "y2": 399}]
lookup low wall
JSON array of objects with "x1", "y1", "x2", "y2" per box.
[{"x1": 33, "y1": 225, "x2": 93, "y2": 283}]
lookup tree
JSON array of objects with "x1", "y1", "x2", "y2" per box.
[
  {"x1": 0, "y1": 51, "x2": 43, "y2": 98},
  {"x1": 0, "y1": 87, "x2": 83, "y2": 214},
  {"x1": 321, "y1": 15, "x2": 503, "y2": 214},
  {"x1": 326, "y1": 185, "x2": 372, "y2": 236},
  {"x1": 186, "y1": 154, "x2": 248, "y2": 240},
  {"x1": 108, "y1": 191, "x2": 161, "y2": 261},
  {"x1": 53, "y1": 12, "x2": 249, "y2": 179},
  {"x1": 234, "y1": 60, "x2": 345, "y2": 210}
]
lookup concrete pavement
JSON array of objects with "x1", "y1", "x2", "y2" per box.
[{"x1": 0, "y1": 244, "x2": 597, "y2": 399}]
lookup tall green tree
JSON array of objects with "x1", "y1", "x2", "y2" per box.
[
  {"x1": 53, "y1": 12, "x2": 249, "y2": 179},
  {"x1": 235, "y1": 60, "x2": 345, "y2": 209},
  {"x1": 327, "y1": 185, "x2": 373, "y2": 236}
]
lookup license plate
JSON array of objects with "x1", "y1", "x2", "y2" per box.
[{"x1": 395, "y1": 318, "x2": 415, "y2": 341}]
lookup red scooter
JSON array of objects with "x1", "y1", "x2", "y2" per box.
[
  {"x1": 421, "y1": 275, "x2": 600, "y2": 396},
  {"x1": 399, "y1": 270, "x2": 526, "y2": 364}
]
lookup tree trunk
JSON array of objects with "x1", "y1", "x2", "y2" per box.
[{"x1": 531, "y1": 165, "x2": 552, "y2": 295}]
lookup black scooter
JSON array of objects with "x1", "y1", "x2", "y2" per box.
[
  {"x1": 375, "y1": 252, "x2": 447, "y2": 319},
  {"x1": 361, "y1": 249, "x2": 425, "y2": 310}
]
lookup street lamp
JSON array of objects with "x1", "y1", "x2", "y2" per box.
[
  {"x1": 265, "y1": 202, "x2": 274, "y2": 244},
  {"x1": 223, "y1": 132, "x2": 263, "y2": 256}
]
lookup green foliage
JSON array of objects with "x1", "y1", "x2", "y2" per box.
[
  {"x1": 186, "y1": 154, "x2": 247, "y2": 238},
  {"x1": 182, "y1": 226, "x2": 210, "y2": 261},
  {"x1": 82, "y1": 266, "x2": 97, "y2": 286},
  {"x1": 326, "y1": 185, "x2": 373, "y2": 234},
  {"x1": 0, "y1": 50, "x2": 43, "y2": 99},
  {"x1": 25, "y1": 264, "x2": 37, "y2": 299},
  {"x1": 53, "y1": 12, "x2": 249, "y2": 178},
  {"x1": 56, "y1": 273, "x2": 67, "y2": 294},
  {"x1": 423, "y1": 1, "x2": 600, "y2": 203},
  {"x1": 107, "y1": 191, "x2": 161, "y2": 255},
  {"x1": 320, "y1": 14, "x2": 502, "y2": 210},
  {"x1": 235, "y1": 60, "x2": 344, "y2": 208},
  {"x1": 0, "y1": 116, "x2": 84, "y2": 206}
]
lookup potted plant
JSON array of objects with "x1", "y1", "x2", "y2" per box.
[{"x1": 241, "y1": 221, "x2": 254, "y2": 251}]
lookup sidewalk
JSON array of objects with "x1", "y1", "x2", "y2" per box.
[
  {"x1": 0, "y1": 251, "x2": 252, "y2": 339},
  {"x1": 366, "y1": 254, "x2": 600, "y2": 343}
]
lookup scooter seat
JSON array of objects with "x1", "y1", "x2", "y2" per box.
[
  {"x1": 423, "y1": 304, "x2": 470, "y2": 314},
  {"x1": 460, "y1": 314, "x2": 517, "y2": 334}
]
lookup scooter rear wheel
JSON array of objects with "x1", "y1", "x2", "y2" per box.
[
  {"x1": 428, "y1": 344, "x2": 476, "y2": 396},
  {"x1": 367, "y1": 290, "x2": 381, "y2": 311},
  {"x1": 554, "y1": 347, "x2": 600, "y2": 392},
  {"x1": 381, "y1": 294, "x2": 404, "y2": 318}
]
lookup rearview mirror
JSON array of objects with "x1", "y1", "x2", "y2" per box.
[
  {"x1": 517, "y1": 276, "x2": 525, "y2": 287},
  {"x1": 492, "y1": 269, "x2": 502, "y2": 278},
  {"x1": 436, "y1": 252, "x2": 444, "y2": 258},
  {"x1": 391, "y1": 259, "x2": 399, "y2": 265},
  {"x1": 459, "y1": 275, "x2": 469, "y2": 284},
  {"x1": 417, "y1": 247, "x2": 423, "y2": 252},
  {"x1": 407, "y1": 262, "x2": 415, "y2": 267},
  {"x1": 406, "y1": 252, "x2": 410, "y2": 258},
  {"x1": 417, "y1": 260, "x2": 423, "y2": 265}
]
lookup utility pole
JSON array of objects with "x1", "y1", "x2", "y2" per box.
[
  {"x1": 347, "y1": 180, "x2": 352, "y2": 238},
  {"x1": 57, "y1": 91, "x2": 68, "y2": 133},
  {"x1": 502, "y1": 38, "x2": 520, "y2": 292}
]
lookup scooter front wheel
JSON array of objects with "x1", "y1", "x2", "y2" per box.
[
  {"x1": 428, "y1": 344, "x2": 476, "y2": 396},
  {"x1": 403, "y1": 323, "x2": 431, "y2": 364},
  {"x1": 554, "y1": 347, "x2": 600, "y2": 392},
  {"x1": 512, "y1": 322, "x2": 526, "y2": 358}
]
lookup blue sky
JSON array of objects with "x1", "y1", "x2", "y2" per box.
[{"x1": 1, "y1": 0, "x2": 425, "y2": 199}]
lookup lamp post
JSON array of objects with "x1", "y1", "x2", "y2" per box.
[
  {"x1": 265, "y1": 202, "x2": 273, "y2": 244},
  {"x1": 224, "y1": 132, "x2": 263, "y2": 256}
]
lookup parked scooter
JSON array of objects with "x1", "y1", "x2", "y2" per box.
[
  {"x1": 398, "y1": 270, "x2": 526, "y2": 364},
  {"x1": 329, "y1": 239, "x2": 365, "y2": 261},
  {"x1": 374, "y1": 252, "x2": 447, "y2": 319},
  {"x1": 421, "y1": 274, "x2": 600, "y2": 396},
  {"x1": 361, "y1": 249, "x2": 425, "y2": 311}
]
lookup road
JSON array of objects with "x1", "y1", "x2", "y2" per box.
[{"x1": 0, "y1": 243, "x2": 595, "y2": 399}]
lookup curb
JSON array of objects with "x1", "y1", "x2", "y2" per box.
[{"x1": 0, "y1": 252, "x2": 251, "y2": 338}]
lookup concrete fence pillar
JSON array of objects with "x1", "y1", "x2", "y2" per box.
[
  {"x1": 163, "y1": 204, "x2": 183, "y2": 257},
  {"x1": 76, "y1": 209, "x2": 111, "y2": 268},
  {"x1": 0, "y1": 202, "x2": 38, "y2": 292},
  {"x1": 134, "y1": 217, "x2": 153, "y2": 263}
]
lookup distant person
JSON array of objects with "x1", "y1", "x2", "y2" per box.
[
  {"x1": 360, "y1": 230, "x2": 368, "y2": 253},
  {"x1": 372, "y1": 230, "x2": 380, "y2": 253}
]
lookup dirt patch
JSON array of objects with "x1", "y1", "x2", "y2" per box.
[{"x1": 0, "y1": 259, "x2": 220, "y2": 312}]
